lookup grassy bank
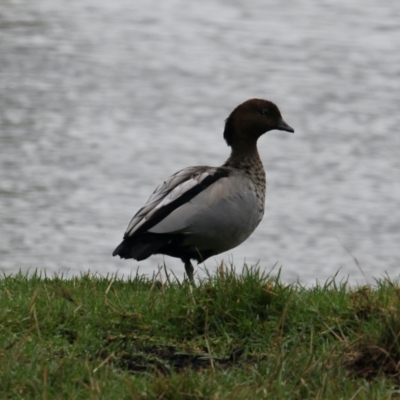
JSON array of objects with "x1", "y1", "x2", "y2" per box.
[{"x1": 1, "y1": 266, "x2": 400, "y2": 399}]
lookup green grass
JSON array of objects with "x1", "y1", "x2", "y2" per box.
[{"x1": 1, "y1": 265, "x2": 400, "y2": 399}]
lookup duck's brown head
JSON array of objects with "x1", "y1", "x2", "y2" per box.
[{"x1": 223, "y1": 99, "x2": 294, "y2": 148}]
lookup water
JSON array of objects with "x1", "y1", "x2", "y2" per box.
[{"x1": 1, "y1": 0, "x2": 400, "y2": 284}]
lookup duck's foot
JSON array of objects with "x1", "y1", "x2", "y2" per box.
[{"x1": 183, "y1": 259, "x2": 194, "y2": 282}]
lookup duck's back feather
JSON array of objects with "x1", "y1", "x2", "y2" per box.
[{"x1": 124, "y1": 166, "x2": 230, "y2": 237}]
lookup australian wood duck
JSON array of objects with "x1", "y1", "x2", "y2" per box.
[{"x1": 113, "y1": 99, "x2": 294, "y2": 281}]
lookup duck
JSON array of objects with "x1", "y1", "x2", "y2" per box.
[{"x1": 113, "y1": 98, "x2": 294, "y2": 281}]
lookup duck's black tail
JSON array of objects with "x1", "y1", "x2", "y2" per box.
[{"x1": 112, "y1": 234, "x2": 168, "y2": 261}]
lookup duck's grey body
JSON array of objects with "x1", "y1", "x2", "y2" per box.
[
  {"x1": 113, "y1": 98, "x2": 293, "y2": 281},
  {"x1": 114, "y1": 164, "x2": 264, "y2": 263},
  {"x1": 168, "y1": 167, "x2": 263, "y2": 256}
]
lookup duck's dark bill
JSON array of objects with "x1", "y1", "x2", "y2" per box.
[{"x1": 276, "y1": 119, "x2": 294, "y2": 133}]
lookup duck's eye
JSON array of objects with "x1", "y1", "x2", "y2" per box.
[{"x1": 260, "y1": 108, "x2": 269, "y2": 116}]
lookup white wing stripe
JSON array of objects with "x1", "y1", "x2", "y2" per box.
[{"x1": 154, "y1": 179, "x2": 200, "y2": 209}]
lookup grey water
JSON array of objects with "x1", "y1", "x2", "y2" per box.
[{"x1": 1, "y1": 0, "x2": 400, "y2": 284}]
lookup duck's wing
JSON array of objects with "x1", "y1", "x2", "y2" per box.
[{"x1": 123, "y1": 166, "x2": 230, "y2": 238}]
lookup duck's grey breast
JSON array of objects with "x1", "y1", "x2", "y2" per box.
[{"x1": 149, "y1": 173, "x2": 263, "y2": 255}]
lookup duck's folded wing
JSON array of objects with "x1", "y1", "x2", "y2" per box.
[{"x1": 123, "y1": 166, "x2": 229, "y2": 238}]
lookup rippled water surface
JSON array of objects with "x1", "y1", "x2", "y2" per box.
[{"x1": 1, "y1": 0, "x2": 400, "y2": 284}]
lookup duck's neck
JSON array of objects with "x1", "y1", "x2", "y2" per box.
[
  {"x1": 223, "y1": 142, "x2": 266, "y2": 216},
  {"x1": 223, "y1": 142, "x2": 263, "y2": 171}
]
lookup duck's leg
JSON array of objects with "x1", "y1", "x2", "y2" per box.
[{"x1": 182, "y1": 259, "x2": 194, "y2": 282}]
